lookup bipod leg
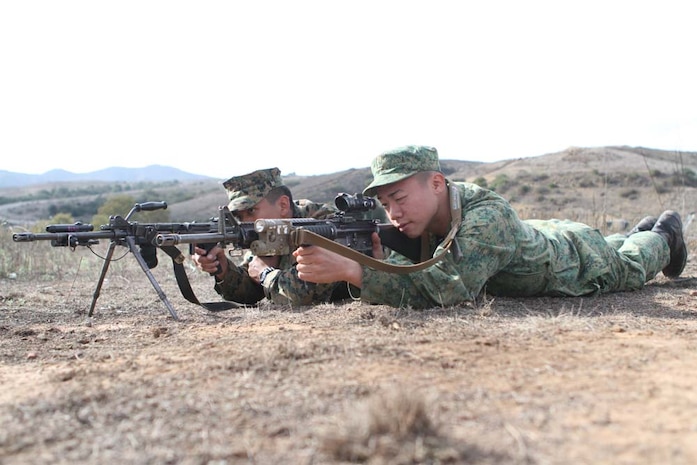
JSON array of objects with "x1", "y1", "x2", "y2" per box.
[
  {"x1": 125, "y1": 237, "x2": 180, "y2": 321},
  {"x1": 88, "y1": 240, "x2": 118, "y2": 317}
]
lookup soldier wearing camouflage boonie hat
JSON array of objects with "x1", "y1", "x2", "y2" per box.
[
  {"x1": 222, "y1": 167, "x2": 284, "y2": 212},
  {"x1": 363, "y1": 145, "x2": 441, "y2": 197},
  {"x1": 212, "y1": 166, "x2": 353, "y2": 306}
]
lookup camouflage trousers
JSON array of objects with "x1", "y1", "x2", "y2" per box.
[
  {"x1": 510, "y1": 220, "x2": 670, "y2": 295},
  {"x1": 604, "y1": 230, "x2": 669, "y2": 288}
]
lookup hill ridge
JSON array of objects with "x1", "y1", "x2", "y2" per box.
[
  {"x1": 0, "y1": 165, "x2": 212, "y2": 188},
  {"x1": 3, "y1": 145, "x2": 697, "y2": 228}
]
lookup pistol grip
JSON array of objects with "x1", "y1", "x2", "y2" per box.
[{"x1": 190, "y1": 242, "x2": 223, "y2": 276}]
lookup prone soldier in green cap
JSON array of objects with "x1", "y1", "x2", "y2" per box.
[
  {"x1": 192, "y1": 167, "x2": 351, "y2": 305},
  {"x1": 293, "y1": 145, "x2": 688, "y2": 308}
]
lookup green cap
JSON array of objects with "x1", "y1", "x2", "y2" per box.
[
  {"x1": 222, "y1": 167, "x2": 284, "y2": 212},
  {"x1": 363, "y1": 145, "x2": 441, "y2": 196}
]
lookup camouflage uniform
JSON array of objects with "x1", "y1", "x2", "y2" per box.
[
  {"x1": 359, "y1": 146, "x2": 673, "y2": 309},
  {"x1": 213, "y1": 168, "x2": 351, "y2": 305}
]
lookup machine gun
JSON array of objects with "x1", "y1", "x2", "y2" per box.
[{"x1": 12, "y1": 201, "x2": 244, "y2": 321}]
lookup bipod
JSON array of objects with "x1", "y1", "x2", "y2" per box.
[{"x1": 87, "y1": 202, "x2": 180, "y2": 321}]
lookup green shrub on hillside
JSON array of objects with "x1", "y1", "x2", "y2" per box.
[
  {"x1": 472, "y1": 177, "x2": 488, "y2": 188},
  {"x1": 489, "y1": 174, "x2": 514, "y2": 194},
  {"x1": 47, "y1": 196, "x2": 106, "y2": 221},
  {"x1": 673, "y1": 168, "x2": 697, "y2": 187},
  {"x1": 518, "y1": 184, "x2": 531, "y2": 196}
]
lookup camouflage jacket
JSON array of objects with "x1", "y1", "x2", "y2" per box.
[
  {"x1": 213, "y1": 199, "x2": 353, "y2": 305},
  {"x1": 359, "y1": 182, "x2": 670, "y2": 309}
]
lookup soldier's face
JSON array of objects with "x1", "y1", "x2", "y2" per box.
[
  {"x1": 376, "y1": 174, "x2": 439, "y2": 238},
  {"x1": 235, "y1": 198, "x2": 285, "y2": 222}
]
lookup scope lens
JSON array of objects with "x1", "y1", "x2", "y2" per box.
[{"x1": 334, "y1": 193, "x2": 376, "y2": 212}]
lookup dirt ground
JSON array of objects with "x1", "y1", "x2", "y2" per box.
[{"x1": 2, "y1": 252, "x2": 697, "y2": 465}]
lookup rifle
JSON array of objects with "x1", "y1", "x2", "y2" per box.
[
  {"x1": 156, "y1": 192, "x2": 423, "y2": 263},
  {"x1": 12, "y1": 194, "x2": 423, "y2": 320}
]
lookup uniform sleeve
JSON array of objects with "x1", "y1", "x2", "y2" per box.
[
  {"x1": 360, "y1": 204, "x2": 518, "y2": 308},
  {"x1": 213, "y1": 258, "x2": 265, "y2": 304},
  {"x1": 262, "y1": 262, "x2": 348, "y2": 305}
]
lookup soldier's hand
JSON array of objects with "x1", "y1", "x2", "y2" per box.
[
  {"x1": 192, "y1": 245, "x2": 228, "y2": 278},
  {"x1": 294, "y1": 246, "x2": 363, "y2": 287},
  {"x1": 248, "y1": 256, "x2": 280, "y2": 284},
  {"x1": 371, "y1": 232, "x2": 385, "y2": 259}
]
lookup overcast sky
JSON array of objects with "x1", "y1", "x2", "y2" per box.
[{"x1": 1, "y1": 1, "x2": 695, "y2": 180}]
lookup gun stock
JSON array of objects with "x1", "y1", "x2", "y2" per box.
[{"x1": 376, "y1": 225, "x2": 422, "y2": 263}]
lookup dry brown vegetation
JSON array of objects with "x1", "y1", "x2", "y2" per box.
[{"x1": 3, "y1": 146, "x2": 697, "y2": 464}]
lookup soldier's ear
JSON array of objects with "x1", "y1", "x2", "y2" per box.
[
  {"x1": 431, "y1": 172, "x2": 447, "y2": 193},
  {"x1": 277, "y1": 194, "x2": 292, "y2": 216}
]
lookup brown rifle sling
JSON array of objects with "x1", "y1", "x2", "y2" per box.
[{"x1": 292, "y1": 229, "x2": 456, "y2": 274}]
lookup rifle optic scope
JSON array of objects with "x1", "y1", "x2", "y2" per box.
[{"x1": 334, "y1": 193, "x2": 377, "y2": 213}]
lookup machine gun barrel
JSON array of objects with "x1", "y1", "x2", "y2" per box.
[{"x1": 13, "y1": 230, "x2": 122, "y2": 247}]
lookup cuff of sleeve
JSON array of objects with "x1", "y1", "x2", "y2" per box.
[
  {"x1": 259, "y1": 267, "x2": 279, "y2": 286},
  {"x1": 214, "y1": 266, "x2": 234, "y2": 287},
  {"x1": 359, "y1": 267, "x2": 373, "y2": 299},
  {"x1": 214, "y1": 275, "x2": 226, "y2": 286}
]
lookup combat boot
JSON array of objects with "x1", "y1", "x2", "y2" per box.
[
  {"x1": 626, "y1": 215, "x2": 657, "y2": 236},
  {"x1": 651, "y1": 210, "x2": 687, "y2": 278}
]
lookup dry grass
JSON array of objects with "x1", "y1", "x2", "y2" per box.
[
  {"x1": 321, "y1": 389, "x2": 467, "y2": 464},
  {"x1": 2, "y1": 262, "x2": 697, "y2": 464}
]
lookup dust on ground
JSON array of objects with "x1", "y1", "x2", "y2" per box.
[{"x1": 2, "y1": 257, "x2": 697, "y2": 465}]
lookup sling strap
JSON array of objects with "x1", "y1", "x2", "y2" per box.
[{"x1": 160, "y1": 245, "x2": 242, "y2": 311}]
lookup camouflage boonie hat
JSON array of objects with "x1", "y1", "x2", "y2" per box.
[
  {"x1": 363, "y1": 145, "x2": 441, "y2": 196},
  {"x1": 222, "y1": 167, "x2": 284, "y2": 212}
]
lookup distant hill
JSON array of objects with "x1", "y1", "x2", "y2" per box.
[
  {"x1": 0, "y1": 165, "x2": 212, "y2": 188},
  {"x1": 3, "y1": 145, "x2": 697, "y2": 230}
]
